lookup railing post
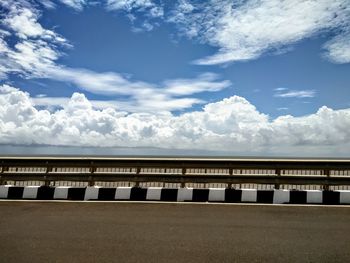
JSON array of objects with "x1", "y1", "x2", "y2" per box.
[
  {"x1": 0, "y1": 163, "x2": 4, "y2": 185},
  {"x1": 135, "y1": 167, "x2": 141, "y2": 187},
  {"x1": 239, "y1": 169, "x2": 242, "y2": 189},
  {"x1": 0, "y1": 166, "x2": 8, "y2": 185},
  {"x1": 0, "y1": 166, "x2": 3, "y2": 185},
  {"x1": 323, "y1": 169, "x2": 330, "y2": 191},
  {"x1": 275, "y1": 169, "x2": 281, "y2": 190},
  {"x1": 89, "y1": 162, "x2": 95, "y2": 187},
  {"x1": 227, "y1": 168, "x2": 233, "y2": 189},
  {"x1": 181, "y1": 168, "x2": 186, "y2": 188},
  {"x1": 44, "y1": 165, "x2": 52, "y2": 186}
]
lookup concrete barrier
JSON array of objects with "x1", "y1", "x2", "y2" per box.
[{"x1": 0, "y1": 185, "x2": 349, "y2": 205}]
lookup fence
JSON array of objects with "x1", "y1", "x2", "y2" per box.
[{"x1": 1, "y1": 156, "x2": 350, "y2": 190}]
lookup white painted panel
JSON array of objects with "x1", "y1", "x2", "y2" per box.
[
  {"x1": 23, "y1": 186, "x2": 39, "y2": 199},
  {"x1": 115, "y1": 187, "x2": 132, "y2": 200},
  {"x1": 146, "y1": 187, "x2": 162, "y2": 200},
  {"x1": 84, "y1": 186, "x2": 100, "y2": 200},
  {"x1": 241, "y1": 189, "x2": 257, "y2": 202},
  {"x1": 273, "y1": 190, "x2": 290, "y2": 204},
  {"x1": 306, "y1": 190, "x2": 322, "y2": 204},
  {"x1": 339, "y1": 190, "x2": 350, "y2": 204},
  {"x1": 208, "y1": 188, "x2": 225, "y2": 202},
  {"x1": 0, "y1": 185, "x2": 10, "y2": 198},
  {"x1": 54, "y1": 186, "x2": 69, "y2": 199},
  {"x1": 177, "y1": 188, "x2": 193, "y2": 202}
]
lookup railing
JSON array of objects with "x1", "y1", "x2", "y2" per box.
[{"x1": 1, "y1": 156, "x2": 350, "y2": 190}]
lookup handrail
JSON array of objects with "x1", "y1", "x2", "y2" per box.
[{"x1": 1, "y1": 172, "x2": 350, "y2": 185}]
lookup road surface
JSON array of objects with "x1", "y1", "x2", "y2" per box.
[{"x1": 0, "y1": 201, "x2": 350, "y2": 262}]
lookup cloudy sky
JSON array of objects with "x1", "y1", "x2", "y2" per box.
[{"x1": 0, "y1": 0, "x2": 349, "y2": 156}]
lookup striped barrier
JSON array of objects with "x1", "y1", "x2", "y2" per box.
[{"x1": 0, "y1": 185, "x2": 350, "y2": 205}]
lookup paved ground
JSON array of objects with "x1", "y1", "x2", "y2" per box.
[{"x1": 0, "y1": 202, "x2": 350, "y2": 263}]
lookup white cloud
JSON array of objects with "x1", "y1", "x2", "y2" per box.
[
  {"x1": 106, "y1": 0, "x2": 164, "y2": 31},
  {"x1": 35, "y1": 94, "x2": 47, "y2": 98},
  {"x1": 38, "y1": 0, "x2": 56, "y2": 9},
  {"x1": 323, "y1": 31, "x2": 350, "y2": 64},
  {"x1": 274, "y1": 87, "x2": 287, "y2": 92},
  {"x1": 59, "y1": 0, "x2": 86, "y2": 10},
  {"x1": 45, "y1": 67, "x2": 230, "y2": 112},
  {"x1": 1, "y1": 45, "x2": 228, "y2": 111},
  {"x1": 162, "y1": 73, "x2": 231, "y2": 96},
  {"x1": 30, "y1": 72, "x2": 232, "y2": 112},
  {"x1": 106, "y1": 0, "x2": 163, "y2": 18},
  {"x1": 169, "y1": 0, "x2": 350, "y2": 65},
  {"x1": 37, "y1": 0, "x2": 86, "y2": 10},
  {"x1": 2, "y1": 2, "x2": 67, "y2": 42},
  {"x1": 0, "y1": 0, "x2": 69, "y2": 79},
  {"x1": 1, "y1": 85, "x2": 350, "y2": 156},
  {"x1": 107, "y1": 0, "x2": 158, "y2": 13},
  {"x1": 274, "y1": 89, "x2": 316, "y2": 98},
  {"x1": 0, "y1": 0, "x2": 230, "y2": 112}
]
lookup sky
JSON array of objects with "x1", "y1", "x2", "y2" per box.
[{"x1": 0, "y1": 0, "x2": 350, "y2": 157}]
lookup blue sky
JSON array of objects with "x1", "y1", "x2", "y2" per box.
[{"x1": 0, "y1": 0, "x2": 350, "y2": 156}]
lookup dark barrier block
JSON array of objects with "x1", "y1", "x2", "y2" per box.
[
  {"x1": 130, "y1": 187, "x2": 147, "y2": 201},
  {"x1": 289, "y1": 191, "x2": 307, "y2": 204},
  {"x1": 192, "y1": 189, "x2": 209, "y2": 202},
  {"x1": 98, "y1": 188, "x2": 116, "y2": 201},
  {"x1": 160, "y1": 188, "x2": 178, "y2": 202},
  {"x1": 225, "y1": 189, "x2": 242, "y2": 203},
  {"x1": 257, "y1": 190, "x2": 274, "y2": 204},
  {"x1": 7, "y1": 187, "x2": 24, "y2": 199},
  {"x1": 68, "y1": 188, "x2": 86, "y2": 200},
  {"x1": 323, "y1": 191, "x2": 340, "y2": 205},
  {"x1": 37, "y1": 186, "x2": 55, "y2": 200}
]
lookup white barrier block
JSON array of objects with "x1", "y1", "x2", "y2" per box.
[
  {"x1": 115, "y1": 187, "x2": 132, "y2": 200},
  {"x1": 338, "y1": 191, "x2": 350, "y2": 204},
  {"x1": 22, "y1": 186, "x2": 39, "y2": 199},
  {"x1": 241, "y1": 189, "x2": 257, "y2": 202},
  {"x1": 146, "y1": 187, "x2": 162, "y2": 200},
  {"x1": 306, "y1": 190, "x2": 322, "y2": 204},
  {"x1": 208, "y1": 188, "x2": 225, "y2": 202},
  {"x1": 84, "y1": 186, "x2": 100, "y2": 200},
  {"x1": 273, "y1": 190, "x2": 290, "y2": 204},
  {"x1": 177, "y1": 188, "x2": 193, "y2": 202},
  {"x1": 0, "y1": 185, "x2": 10, "y2": 198},
  {"x1": 54, "y1": 186, "x2": 69, "y2": 199}
]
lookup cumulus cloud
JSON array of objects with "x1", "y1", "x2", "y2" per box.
[
  {"x1": 169, "y1": 0, "x2": 350, "y2": 65},
  {"x1": 31, "y1": 92, "x2": 201, "y2": 113},
  {"x1": 1, "y1": 84, "x2": 350, "y2": 156}
]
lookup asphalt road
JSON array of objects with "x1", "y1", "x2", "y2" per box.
[{"x1": 0, "y1": 202, "x2": 350, "y2": 263}]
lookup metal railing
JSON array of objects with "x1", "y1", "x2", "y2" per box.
[{"x1": 1, "y1": 156, "x2": 350, "y2": 190}]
